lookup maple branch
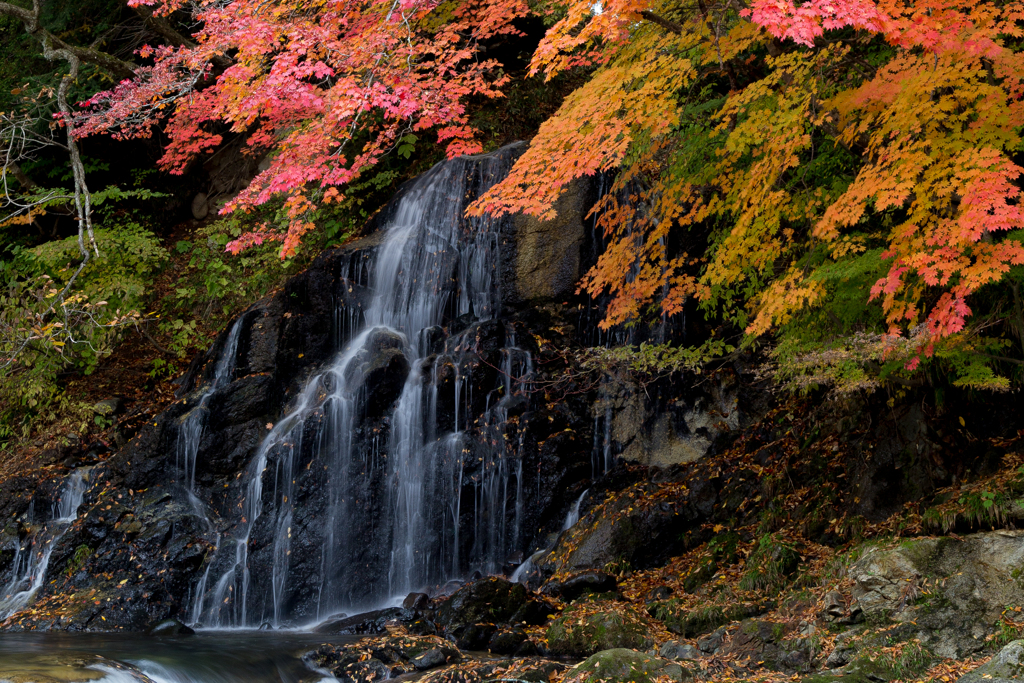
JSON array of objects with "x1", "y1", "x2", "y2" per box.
[
  {"x1": 131, "y1": 5, "x2": 197, "y2": 49},
  {"x1": 0, "y1": 1, "x2": 138, "y2": 81},
  {"x1": 639, "y1": 10, "x2": 684, "y2": 34}
]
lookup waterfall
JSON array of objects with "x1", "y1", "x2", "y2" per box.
[
  {"x1": 0, "y1": 468, "x2": 90, "y2": 619},
  {"x1": 177, "y1": 317, "x2": 245, "y2": 490},
  {"x1": 191, "y1": 146, "x2": 534, "y2": 628}
]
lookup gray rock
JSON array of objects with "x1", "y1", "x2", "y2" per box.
[
  {"x1": 191, "y1": 193, "x2": 209, "y2": 220},
  {"x1": 958, "y1": 639, "x2": 1024, "y2": 683},
  {"x1": 697, "y1": 626, "x2": 727, "y2": 654},
  {"x1": 660, "y1": 640, "x2": 700, "y2": 660}
]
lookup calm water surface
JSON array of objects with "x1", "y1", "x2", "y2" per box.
[{"x1": 0, "y1": 631, "x2": 360, "y2": 683}]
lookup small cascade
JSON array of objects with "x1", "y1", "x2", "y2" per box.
[
  {"x1": 0, "y1": 468, "x2": 90, "y2": 619},
  {"x1": 191, "y1": 146, "x2": 535, "y2": 627},
  {"x1": 562, "y1": 489, "x2": 589, "y2": 531},
  {"x1": 511, "y1": 488, "x2": 589, "y2": 584},
  {"x1": 591, "y1": 402, "x2": 615, "y2": 478},
  {"x1": 177, "y1": 317, "x2": 245, "y2": 490}
]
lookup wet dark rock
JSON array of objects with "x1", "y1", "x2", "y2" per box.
[
  {"x1": 312, "y1": 607, "x2": 414, "y2": 634},
  {"x1": 403, "y1": 591, "x2": 430, "y2": 611},
  {"x1": 513, "y1": 639, "x2": 541, "y2": 657},
  {"x1": 488, "y1": 627, "x2": 527, "y2": 655},
  {"x1": 406, "y1": 618, "x2": 438, "y2": 636},
  {"x1": 542, "y1": 570, "x2": 617, "y2": 601},
  {"x1": 338, "y1": 657, "x2": 391, "y2": 683},
  {"x1": 145, "y1": 618, "x2": 194, "y2": 636},
  {"x1": 308, "y1": 635, "x2": 460, "y2": 679},
  {"x1": 510, "y1": 599, "x2": 556, "y2": 626},
  {"x1": 453, "y1": 623, "x2": 497, "y2": 651},
  {"x1": 435, "y1": 577, "x2": 528, "y2": 631}
]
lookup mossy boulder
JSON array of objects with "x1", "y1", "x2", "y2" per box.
[
  {"x1": 563, "y1": 648, "x2": 692, "y2": 683},
  {"x1": 435, "y1": 577, "x2": 528, "y2": 630},
  {"x1": 648, "y1": 598, "x2": 770, "y2": 638},
  {"x1": 546, "y1": 606, "x2": 652, "y2": 657}
]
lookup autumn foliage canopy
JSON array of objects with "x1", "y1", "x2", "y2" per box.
[{"x1": 76, "y1": 0, "x2": 1024, "y2": 390}]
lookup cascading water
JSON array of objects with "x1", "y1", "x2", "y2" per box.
[
  {"x1": 0, "y1": 468, "x2": 90, "y2": 619},
  {"x1": 191, "y1": 146, "x2": 535, "y2": 627},
  {"x1": 177, "y1": 317, "x2": 245, "y2": 491}
]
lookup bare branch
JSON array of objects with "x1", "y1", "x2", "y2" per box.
[{"x1": 0, "y1": 2, "x2": 138, "y2": 81}]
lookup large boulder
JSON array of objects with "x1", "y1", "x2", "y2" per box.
[
  {"x1": 847, "y1": 531, "x2": 1024, "y2": 657},
  {"x1": 546, "y1": 606, "x2": 652, "y2": 657},
  {"x1": 563, "y1": 649, "x2": 692, "y2": 683},
  {"x1": 435, "y1": 577, "x2": 528, "y2": 631}
]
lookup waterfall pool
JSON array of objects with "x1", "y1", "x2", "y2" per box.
[{"x1": 0, "y1": 631, "x2": 360, "y2": 683}]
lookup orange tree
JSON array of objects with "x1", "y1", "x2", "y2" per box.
[{"x1": 70, "y1": 0, "x2": 1024, "y2": 391}]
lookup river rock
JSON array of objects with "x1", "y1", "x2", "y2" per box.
[
  {"x1": 435, "y1": 577, "x2": 528, "y2": 630},
  {"x1": 958, "y1": 639, "x2": 1024, "y2": 682},
  {"x1": 546, "y1": 606, "x2": 652, "y2": 657},
  {"x1": 563, "y1": 648, "x2": 692, "y2": 683},
  {"x1": 145, "y1": 618, "x2": 194, "y2": 635}
]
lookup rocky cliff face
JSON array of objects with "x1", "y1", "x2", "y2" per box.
[{"x1": 0, "y1": 144, "x2": 754, "y2": 631}]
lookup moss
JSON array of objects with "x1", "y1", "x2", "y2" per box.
[
  {"x1": 547, "y1": 607, "x2": 652, "y2": 657},
  {"x1": 565, "y1": 648, "x2": 692, "y2": 683},
  {"x1": 648, "y1": 599, "x2": 768, "y2": 638}
]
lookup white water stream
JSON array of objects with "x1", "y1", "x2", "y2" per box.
[{"x1": 191, "y1": 148, "x2": 534, "y2": 627}]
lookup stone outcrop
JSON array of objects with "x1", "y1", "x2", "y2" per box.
[{"x1": 847, "y1": 531, "x2": 1024, "y2": 657}]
